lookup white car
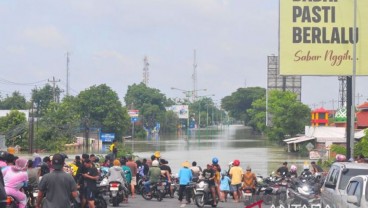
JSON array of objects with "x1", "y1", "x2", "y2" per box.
[
  {"x1": 342, "y1": 175, "x2": 368, "y2": 208},
  {"x1": 321, "y1": 162, "x2": 368, "y2": 207}
]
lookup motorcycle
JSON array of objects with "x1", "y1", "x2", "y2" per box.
[
  {"x1": 194, "y1": 180, "x2": 218, "y2": 208},
  {"x1": 108, "y1": 181, "x2": 128, "y2": 207},
  {"x1": 136, "y1": 176, "x2": 147, "y2": 194},
  {"x1": 141, "y1": 181, "x2": 165, "y2": 201},
  {"x1": 242, "y1": 187, "x2": 255, "y2": 206},
  {"x1": 253, "y1": 176, "x2": 273, "y2": 205},
  {"x1": 25, "y1": 187, "x2": 39, "y2": 208},
  {"x1": 71, "y1": 183, "x2": 108, "y2": 208},
  {"x1": 5, "y1": 196, "x2": 19, "y2": 208},
  {"x1": 161, "y1": 179, "x2": 177, "y2": 198},
  {"x1": 255, "y1": 183, "x2": 273, "y2": 205},
  {"x1": 288, "y1": 175, "x2": 320, "y2": 206},
  {"x1": 263, "y1": 174, "x2": 288, "y2": 207}
]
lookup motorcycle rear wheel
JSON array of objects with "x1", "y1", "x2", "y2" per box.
[
  {"x1": 156, "y1": 191, "x2": 163, "y2": 201},
  {"x1": 195, "y1": 195, "x2": 205, "y2": 208},
  {"x1": 112, "y1": 196, "x2": 119, "y2": 207}
]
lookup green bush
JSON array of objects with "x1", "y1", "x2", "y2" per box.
[{"x1": 330, "y1": 144, "x2": 346, "y2": 155}]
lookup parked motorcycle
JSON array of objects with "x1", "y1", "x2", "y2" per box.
[
  {"x1": 141, "y1": 181, "x2": 165, "y2": 201},
  {"x1": 288, "y1": 175, "x2": 320, "y2": 206},
  {"x1": 194, "y1": 180, "x2": 218, "y2": 208},
  {"x1": 254, "y1": 176, "x2": 273, "y2": 205}
]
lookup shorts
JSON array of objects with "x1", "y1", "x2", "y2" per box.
[
  {"x1": 131, "y1": 176, "x2": 137, "y2": 186},
  {"x1": 208, "y1": 181, "x2": 216, "y2": 188},
  {"x1": 84, "y1": 187, "x2": 95, "y2": 201},
  {"x1": 231, "y1": 183, "x2": 242, "y2": 192}
]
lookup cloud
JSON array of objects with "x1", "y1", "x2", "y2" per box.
[{"x1": 22, "y1": 26, "x2": 68, "y2": 48}]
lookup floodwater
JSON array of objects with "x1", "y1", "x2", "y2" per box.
[
  {"x1": 122, "y1": 125, "x2": 306, "y2": 176},
  {"x1": 24, "y1": 125, "x2": 307, "y2": 177}
]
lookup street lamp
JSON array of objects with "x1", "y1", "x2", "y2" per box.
[
  {"x1": 170, "y1": 87, "x2": 207, "y2": 102},
  {"x1": 196, "y1": 94, "x2": 215, "y2": 130}
]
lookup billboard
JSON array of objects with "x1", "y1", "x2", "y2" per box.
[
  {"x1": 100, "y1": 133, "x2": 115, "y2": 142},
  {"x1": 280, "y1": 0, "x2": 368, "y2": 75},
  {"x1": 128, "y1": 110, "x2": 139, "y2": 117},
  {"x1": 167, "y1": 105, "x2": 189, "y2": 119}
]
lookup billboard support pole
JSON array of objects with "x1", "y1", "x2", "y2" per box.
[{"x1": 349, "y1": 0, "x2": 357, "y2": 160}]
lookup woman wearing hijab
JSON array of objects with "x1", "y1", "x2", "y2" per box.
[{"x1": 3, "y1": 158, "x2": 29, "y2": 208}]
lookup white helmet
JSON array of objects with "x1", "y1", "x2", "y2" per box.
[
  {"x1": 152, "y1": 160, "x2": 159, "y2": 167},
  {"x1": 256, "y1": 177, "x2": 264, "y2": 184},
  {"x1": 290, "y1": 165, "x2": 297, "y2": 172}
]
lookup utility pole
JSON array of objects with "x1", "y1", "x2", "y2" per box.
[
  {"x1": 48, "y1": 76, "x2": 61, "y2": 103},
  {"x1": 28, "y1": 100, "x2": 35, "y2": 154},
  {"x1": 84, "y1": 116, "x2": 90, "y2": 153},
  {"x1": 66, "y1": 52, "x2": 70, "y2": 96}
]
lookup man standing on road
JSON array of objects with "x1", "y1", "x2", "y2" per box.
[
  {"x1": 229, "y1": 160, "x2": 243, "y2": 203},
  {"x1": 36, "y1": 153, "x2": 78, "y2": 208},
  {"x1": 109, "y1": 139, "x2": 118, "y2": 160},
  {"x1": 178, "y1": 161, "x2": 192, "y2": 204},
  {"x1": 311, "y1": 161, "x2": 323, "y2": 174},
  {"x1": 126, "y1": 155, "x2": 137, "y2": 198},
  {"x1": 82, "y1": 159, "x2": 99, "y2": 208},
  {"x1": 202, "y1": 164, "x2": 217, "y2": 206}
]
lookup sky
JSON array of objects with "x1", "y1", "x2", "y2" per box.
[{"x1": 0, "y1": 0, "x2": 367, "y2": 110}]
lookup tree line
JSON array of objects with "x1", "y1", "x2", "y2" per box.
[{"x1": 5, "y1": 82, "x2": 360, "y2": 153}]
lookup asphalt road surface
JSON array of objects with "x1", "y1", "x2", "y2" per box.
[{"x1": 106, "y1": 196, "x2": 270, "y2": 208}]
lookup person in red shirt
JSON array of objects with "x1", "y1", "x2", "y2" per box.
[{"x1": 126, "y1": 155, "x2": 137, "y2": 198}]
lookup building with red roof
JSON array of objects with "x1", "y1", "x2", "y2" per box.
[{"x1": 356, "y1": 102, "x2": 368, "y2": 129}]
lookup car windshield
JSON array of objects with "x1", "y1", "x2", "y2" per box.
[{"x1": 339, "y1": 169, "x2": 368, "y2": 190}]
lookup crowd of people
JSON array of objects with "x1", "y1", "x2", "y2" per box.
[{"x1": 0, "y1": 143, "x2": 365, "y2": 208}]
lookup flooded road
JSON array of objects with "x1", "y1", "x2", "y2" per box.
[{"x1": 124, "y1": 125, "x2": 306, "y2": 176}]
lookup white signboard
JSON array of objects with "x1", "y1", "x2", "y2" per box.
[
  {"x1": 167, "y1": 105, "x2": 189, "y2": 119},
  {"x1": 309, "y1": 150, "x2": 321, "y2": 160}
]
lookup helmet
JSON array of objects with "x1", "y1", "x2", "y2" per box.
[
  {"x1": 0, "y1": 151, "x2": 9, "y2": 161},
  {"x1": 256, "y1": 177, "x2": 264, "y2": 185},
  {"x1": 152, "y1": 160, "x2": 159, "y2": 167},
  {"x1": 154, "y1": 151, "x2": 161, "y2": 158},
  {"x1": 336, "y1": 154, "x2": 346, "y2": 162},
  {"x1": 290, "y1": 165, "x2": 297, "y2": 172},
  {"x1": 233, "y1": 159, "x2": 240, "y2": 166},
  {"x1": 212, "y1": 157, "x2": 219, "y2": 165}
]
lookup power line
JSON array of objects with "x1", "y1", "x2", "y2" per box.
[{"x1": 0, "y1": 77, "x2": 48, "y2": 86}]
